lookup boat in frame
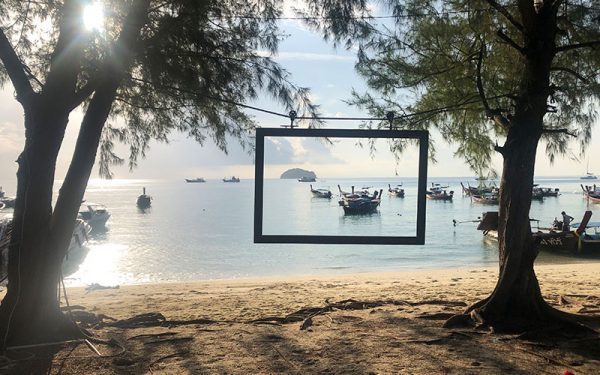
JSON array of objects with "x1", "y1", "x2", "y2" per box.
[
  {"x1": 310, "y1": 185, "x2": 332, "y2": 199},
  {"x1": 338, "y1": 189, "x2": 383, "y2": 215},
  {"x1": 388, "y1": 184, "x2": 405, "y2": 198}
]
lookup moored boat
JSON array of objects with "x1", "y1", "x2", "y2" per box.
[
  {"x1": 339, "y1": 189, "x2": 383, "y2": 215},
  {"x1": 298, "y1": 176, "x2": 316, "y2": 182},
  {"x1": 471, "y1": 192, "x2": 499, "y2": 204},
  {"x1": 310, "y1": 185, "x2": 332, "y2": 199},
  {"x1": 388, "y1": 184, "x2": 405, "y2": 198},
  {"x1": 426, "y1": 183, "x2": 453, "y2": 201},
  {"x1": 185, "y1": 178, "x2": 206, "y2": 183},
  {"x1": 79, "y1": 203, "x2": 111, "y2": 230},
  {"x1": 476, "y1": 211, "x2": 600, "y2": 256},
  {"x1": 137, "y1": 187, "x2": 152, "y2": 209},
  {"x1": 223, "y1": 176, "x2": 240, "y2": 183},
  {"x1": 581, "y1": 184, "x2": 600, "y2": 203}
]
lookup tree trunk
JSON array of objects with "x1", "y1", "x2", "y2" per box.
[
  {"x1": 476, "y1": 125, "x2": 549, "y2": 331},
  {"x1": 0, "y1": 103, "x2": 78, "y2": 346}
]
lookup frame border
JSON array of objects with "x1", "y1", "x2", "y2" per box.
[{"x1": 254, "y1": 128, "x2": 428, "y2": 245}]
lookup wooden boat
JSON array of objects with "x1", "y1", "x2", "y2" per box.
[
  {"x1": 339, "y1": 189, "x2": 383, "y2": 215},
  {"x1": 79, "y1": 203, "x2": 110, "y2": 230},
  {"x1": 338, "y1": 185, "x2": 370, "y2": 199},
  {"x1": 536, "y1": 186, "x2": 560, "y2": 197},
  {"x1": 310, "y1": 185, "x2": 332, "y2": 199},
  {"x1": 531, "y1": 187, "x2": 544, "y2": 201},
  {"x1": 388, "y1": 184, "x2": 405, "y2": 198},
  {"x1": 460, "y1": 181, "x2": 497, "y2": 196},
  {"x1": 477, "y1": 211, "x2": 600, "y2": 256},
  {"x1": 298, "y1": 176, "x2": 316, "y2": 182},
  {"x1": 471, "y1": 193, "x2": 498, "y2": 204},
  {"x1": 426, "y1": 183, "x2": 453, "y2": 201},
  {"x1": 185, "y1": 178, "x2": 206, "y2": 183},
  {"x1": 581, "y1": 184, "x2": 600, "y2": 203},
  {"x1": 137, "y1": 187, "x2": 152, "y2": 209},
  {"x1": 1, "y1": 217, "x2": 91, "y2": 262},
  {"x1": 223, "y1": 176, "x2": 240, "y2": 183}
]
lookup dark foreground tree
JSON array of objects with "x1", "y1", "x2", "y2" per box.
[
  {"x1": 306, "y1": 0, "x2": 600, "y2": 331},
  {"x1": 0, "y1": 0, "x2": 318, "y2": 346}
]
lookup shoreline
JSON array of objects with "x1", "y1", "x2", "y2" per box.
[{"x1": 63, "y1": 258, "x2": 600, "y2": 289}]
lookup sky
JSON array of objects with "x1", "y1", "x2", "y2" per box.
[{"x1": 1, "y1": 10, "x2": 599, "y2": 189}]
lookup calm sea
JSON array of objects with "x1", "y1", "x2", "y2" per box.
[{"x1": 1, "y1": 177, "x2": 598, "y2": 286}]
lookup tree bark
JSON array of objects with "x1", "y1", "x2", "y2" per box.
[{"x1": 0, "y1": 101, "x2": 78, "y2": 346}]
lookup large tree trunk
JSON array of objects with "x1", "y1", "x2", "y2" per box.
[
  {"x1": 476, "y1": 125, "x2": 548, "y2": 331},
  {"x1": 0, "y1": 102, "x2": 78, "y2": 346}
]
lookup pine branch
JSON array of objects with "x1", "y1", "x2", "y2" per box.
[
  {"x1": 485, "y1": 0, "x2": 524, "y2": 33},
  {"x1": 0, "y1": 29, "x2": 35, "y2": 105},
  {"x1": 556, "y1": 40, "x2": 600, "y2": 53},
  {"x1": 542, "y1": 127, "x2": 576, "y2": 137},
  {"x1": 496, "y1": 29, "x2": 525, "y2": 54},
  {"x1": 549, "y1": 66, "x2": 589, "y2": 83}
]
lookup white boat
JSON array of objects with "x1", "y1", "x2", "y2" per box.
[
  {"x1": 79, "y1": 203, "x2": 110, "y2": 230},
  {"x1": 0, "y1": 217, "x2": 91, "y2": 263},
  {"x1": 581, "y1": 159, "x2": 597, "y2": 180}
]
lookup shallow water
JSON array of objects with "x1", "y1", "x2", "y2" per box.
[{"x1": 1, "y1": 176, "x2": 598, "y2": 285}]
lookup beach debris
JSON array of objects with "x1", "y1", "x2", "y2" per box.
[
  {"x1": 86, "y1": 283, "x2": 120, "y2": 293},
  {"x1": 149, "y1": 350, "x2": 190, "y2": 368},
  {"x1": 102, "y1": 312, "x2": 217, "y2": 328}
]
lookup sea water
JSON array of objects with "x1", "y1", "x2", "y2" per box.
[{"x1": 1, "y1": 177, "x2": 598, "y2": 285}]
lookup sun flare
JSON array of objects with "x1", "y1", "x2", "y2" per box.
[{"x1": 83, "y1": 2, "x2": 104, "y2": 31}]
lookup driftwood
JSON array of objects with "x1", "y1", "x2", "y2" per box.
[{"x1": 250, "y1": 298, "x2": 467, "y2": 330}]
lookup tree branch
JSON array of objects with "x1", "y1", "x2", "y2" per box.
[
  {"x1": 485, "y1": 0, "x2": 524, "y2": 33},
  {"x1": 556, "y1": 40, "x2": 600, "y2": 53},
  {"x1": 67, "y1": 81, "x2": 97, "y2": 111},
  {"x1": 542, "y1": 127, "x2": 576, "y2": 137},
  {"x1": 496, "y1": 29, "x2": 525, "y2": 54},
  {"x1": 0, "y1": 29, "x2": 35, "y2": 105},
  {"x1": 549, "y1": 66, "x2": 589, "y2": 83},
  {"x1": 476, "y1": 40, "x2": 511, "y2": 130}
]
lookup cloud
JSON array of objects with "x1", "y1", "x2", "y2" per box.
[{"x1": 264, "y1": 137, "x2": 345, "y2": 165}]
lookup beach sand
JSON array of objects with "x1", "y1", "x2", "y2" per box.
[{"x1": 5, "y1": 262, "x2": 600, "y2": 374}]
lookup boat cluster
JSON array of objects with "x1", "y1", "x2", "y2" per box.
[
  {"x1": 185, "y1": 176, "x2": 241, "y2": 183},
  {"x1": 460, "y1": 181, "x2": 560, "y2": 205},
  {"x1": 308, "y1": 184, "x2": 405, "y2": 215}
]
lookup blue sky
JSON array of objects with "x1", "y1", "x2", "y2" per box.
[{"x1": 0, "y1": 17, "x2": 598, "y2": 186}]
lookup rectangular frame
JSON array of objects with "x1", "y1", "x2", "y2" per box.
[{"x1": 254, "y1": 127, "x2": 429, "y2": 245}]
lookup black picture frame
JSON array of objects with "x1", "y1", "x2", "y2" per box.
[{"x1": 254, "y1": 127, "x2": 429, "y2": 245}]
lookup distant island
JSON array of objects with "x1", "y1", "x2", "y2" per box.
[{"x1": 280, "y1": 168, "x2": 317, "y2": 180}]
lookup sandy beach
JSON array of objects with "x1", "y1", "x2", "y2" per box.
[{"x1": 5, "y1": 262, "x2": 600, "y2": 374}]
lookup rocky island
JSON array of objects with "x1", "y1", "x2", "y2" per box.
[{"x1": 280, "y1": 168, "x2": 317, "y2": 180}]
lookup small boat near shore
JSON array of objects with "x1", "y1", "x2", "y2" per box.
[
  {"x1": 185, "y1": 178, "x2": 206, "y2": 183},
  {"x1": 310, "y1": 185, "x2": 332, "y2": 199},
  {"x1": 388, "y1": 184, "x2": 405, "y2": 198},
  {"x1": 471, "y1": 193, "x2": 499, "y2": 204},
  {"x1": 298, "y1": 176, "x2": 316, "y2": 182},
  {"x1": 223, "y1": 176, "x2": 240, "y2": 183},
  {"x1": 581, "y1": 184, "x2": 600, "y2": 203},
  {"x1": 0, "y1": 217, "x2": 91, "y2": 264},
  {"x1": 137, "y1": 187, "x2": 152, "y2": 209},
  {"x1": 476, "y1": 211, "x2": 600, "y2": 256},
  {"x1": 79, "y1": 203, "x2": 111, "y2": 230}
]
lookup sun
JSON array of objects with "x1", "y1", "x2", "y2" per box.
[{"x1": 83, "y1": 2, "x2": 104, "y2": 32}]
